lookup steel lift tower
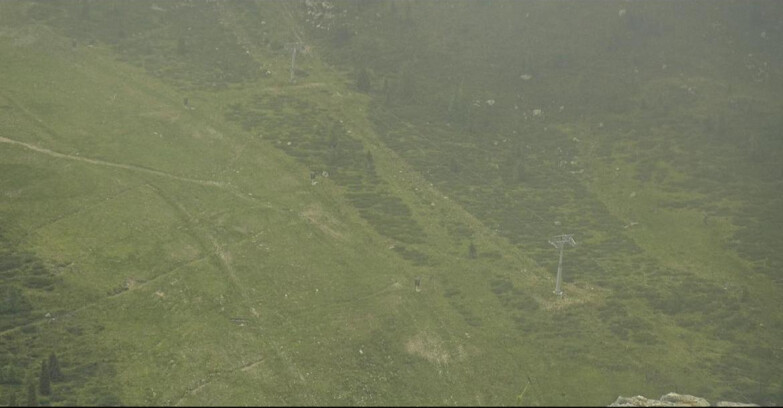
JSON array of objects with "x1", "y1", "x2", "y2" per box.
[
  {"x1": 549, "y1": 234, "x2": 576, "y2": 297},
  {"x1": 286, "y1": 42, "x2": 304, "y2": 83}
]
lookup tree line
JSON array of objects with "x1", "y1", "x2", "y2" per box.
[{"x1": 3, "y1": 353, "x2": 62, "y2": 407}]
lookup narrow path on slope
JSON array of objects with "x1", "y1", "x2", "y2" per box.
[{"x1": 0, "y1": 136, "x2": 226, "y2": 188}]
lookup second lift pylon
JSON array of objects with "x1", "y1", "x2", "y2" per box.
[{"x1": 549, "y1": 234, "x2": 576, "y2": 297}]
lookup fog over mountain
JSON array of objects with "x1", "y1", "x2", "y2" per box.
[{"x1": 0, "y1": 1, "x2": 780, "y2": 405}]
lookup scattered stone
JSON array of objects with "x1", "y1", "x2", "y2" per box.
[
  {"x1": 660, "y1": 393, "x2": 710, "y2": 407},
  {"x1": 610, "y1": 395, "x2": 675, "y2": 407},
  {"x1": 715, "y1": 402, "x2": 759, "y2": 407},
  {"x1": 609, "y1": 393, "x2": 757, "y2": 407}
]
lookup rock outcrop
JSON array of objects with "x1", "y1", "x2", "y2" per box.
[{"x1": 609, "y1": 392, "x2": 758, "y2": 407}]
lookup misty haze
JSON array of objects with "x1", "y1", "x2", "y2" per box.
[{"x1": 0, "y1": 1, "x2": 781, "y2": 406}]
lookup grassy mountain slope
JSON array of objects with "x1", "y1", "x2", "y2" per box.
[
  {"x1": 312, "y1": 0, "x2": 783, "y2": 403},
  {"x1": 0, "y1": 1, "x2": 780, "y2": 406}
]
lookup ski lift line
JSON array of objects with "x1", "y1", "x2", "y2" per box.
[
  {"x1": 276, "y1": 281, "x2": 403, "y2": 318},
  {"x1": 370, "y1": 109, "x2": 567, "y2": 237},
  {"x1": 274, "y1": 288, "x2": 423, "y2": 335},
  {"x1": 278, "y1": 50, "x2": 574, "y2": 248},
  {"x1": 276, "y1": 288, "x2": 612, "y2": 338}
]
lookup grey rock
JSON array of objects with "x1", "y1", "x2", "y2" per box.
[
  {"x1": 715, "y1": 402, "x2": 759, "y2": 407},
  {"x1": 609, "y1": 392, "x2": 758, "y2": 407},
  {"x1": 610, "y1": 395, "x2": 677, "y2": 407},
  {"x1": 660, "y1": 393, "x2": 710, "y2": 407}
]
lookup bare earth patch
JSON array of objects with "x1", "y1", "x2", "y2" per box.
[
  {"x1": 405, "y1": 332, "x2": 463, "y2": 365},
  {"x1": 139, "y1": 109, "x2": 181, "y2": 123},
  {"x1": 168, "y1": 243, "x2": 200, "y2": 263},
  {"x1": 300, "y1": 204, "x2": 344, "y2": 240},
  {"x1": 540, "y1": 283, "x2": 606, "y2": 311}
]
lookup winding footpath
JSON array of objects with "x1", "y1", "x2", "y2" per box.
[{"x1": 0, "y1": 136, "x2": 226, "y2": 187}]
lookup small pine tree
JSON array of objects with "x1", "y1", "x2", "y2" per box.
[
  {"x1": 27, "y1": 379, "x2": 37, "y2": 407},
  {"x1": 357, "y1": 68, "x2": 371, "y2": 93},
  {"x1": 48, "y1": 353, "x2": 62, "y2": 382},
  {"x1": 39, "y1": 360, "x2": 50, "y2": 396},
  {"x1": 468, "y1": 242, "x2": 477, "y2": 259},
  {"x1": 8, "y1": 390, "x2": 17, "y2": 407},
  {"x1": 365, "y1": 151, "x2": 374, "y2": 171}
]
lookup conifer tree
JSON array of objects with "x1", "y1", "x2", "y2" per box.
[
  {"x1": 468, "y1": 242, "x2": 477, "y2": 259},
  {"x1": 26, "y1": 379, "x2": 37, "y2": 407},
  {"x1": 39, "y1": 360, "x2": 50, "y2": 396},
  {"x1": 357, "y1": 68, "x2": 371, "y2": 93},
  {"x1": 365, "y1": 151, "x2": 374, "y2": 171},
  {"x1": 8, "y1": 390, "x2": 17, "y2": 407},
  {"x1": 48, "y1": 353, "x2": 62, "y2": 382}
]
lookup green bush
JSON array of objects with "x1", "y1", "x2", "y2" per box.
[
  {"x1": 0, "y1": 364, "x2": 22, "y2": 385},
  {"x1": 0, "y1": 286, "x2": 31, "y2": 315}
]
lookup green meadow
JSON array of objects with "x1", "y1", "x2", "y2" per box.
[{"x1": 0, "y1": 1, "x2": 781, "y2": 406}]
